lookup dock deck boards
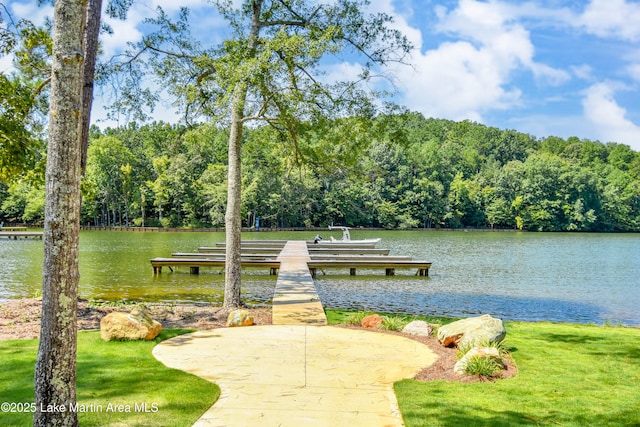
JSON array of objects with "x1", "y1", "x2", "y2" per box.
[
  {"x1": 0, "y1": 231, "x2": 43, "y2": 239},
  {"x1": 154, "y1": 240, "x2": 431, "y2": 277},
  {"x1": 272, "y1": 241, "x2": 327, "y2": 325},
  {"x1": 307, "y1": 259, "x2": 431, "y2": 276},
  {"x1": 150, "y1": 257, "x2": 280, "y2": 274}
]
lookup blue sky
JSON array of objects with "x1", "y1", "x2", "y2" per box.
[{"x1": 2, "y1": 0, "x2": 640, "y2": 151}]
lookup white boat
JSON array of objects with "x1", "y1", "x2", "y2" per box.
[{"x1": 313, "y1": 226, "x2": 381, "y2": 246}]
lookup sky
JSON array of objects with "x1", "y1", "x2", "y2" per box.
[{"x1": 2, "y1": 0, "x2": 640, "y2": 152}]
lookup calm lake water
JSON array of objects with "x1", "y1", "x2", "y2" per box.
[{"x1": 1, "y1": 230, "x2": 638, "y2": 325}]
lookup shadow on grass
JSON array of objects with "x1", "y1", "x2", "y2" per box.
[{"x1": 398, "y1": 397, "x2": 640, "y2": 427}]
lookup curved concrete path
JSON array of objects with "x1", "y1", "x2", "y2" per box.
[{"x1": 153, "y1": 325, "x2": 436, "y2": 426}]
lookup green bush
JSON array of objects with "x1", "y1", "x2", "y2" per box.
[
  {"x1": 463, "y1": 355, "x2": 504, "y2": 378},
  {"x1": 381, "y1": 315, "x2": 409, "y2": 331},
  {"x1": 344, "y1": 311, "x2": 373, "y2": 326}
]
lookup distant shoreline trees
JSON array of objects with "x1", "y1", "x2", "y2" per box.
[{"x1": 3, "y1": 114, "x2": 637, "y2": 232}]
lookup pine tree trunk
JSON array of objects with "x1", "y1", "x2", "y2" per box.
[
  {"x1": 34, "y1": 1, "x2": 87, "y2": 425},
  {"x1": 222, "y1": 0, "x2": 263, "y2": 308},
  {"x1": 80, "y1": 0, "x2": 102, "y2": 173}
]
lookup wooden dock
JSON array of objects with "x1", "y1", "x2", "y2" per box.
[
  {"x1": 150, "y1": 257, "x2": 280, "y2": 275},
  {"x1": 152, "y1": 239, "x2": 431, "y2": 277},
  {"x1": 308, "y1": 260, "x2": 431, "y2": 277},
  {"x1": 0, "y1": 231, "x2": 43, "y2": 240}
]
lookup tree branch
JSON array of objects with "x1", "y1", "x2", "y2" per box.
[{"x1": 33, "y1": 76, "x2": 51, "y2": 97}]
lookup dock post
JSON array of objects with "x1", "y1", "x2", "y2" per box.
[
  {"x1": 416, "y1": 267, "x2": 429, "y2": 276},
  {"x1": 350, "y1": 268, "x2": 356, "y2": 276},
  {"x1": 190, "y1": 266, "x2": 200, "y2": 274},
  {"x1": 153, "y1": 266, "x2": 161, "y2": 274},
  {"x1": 385, "y1": 268, "x2": 395, "y2": 276}
]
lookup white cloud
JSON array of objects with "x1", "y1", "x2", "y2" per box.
[
  {"x1": 571, "y1": 65, "x2": 594, "y2": 81},
  {"x1": 10, "y1": 1, "x2": 52, "y2": 27},
  {"x1": 627, "y1": 64, "x2": 640, "y2": 82},
  {"x1": 392, "y1": 0, "x2": 567, "y2": 122},
  {"x1": 0, "y1": 55, "x2": 13, "y2": 74},
  {"x1": 101, "y1": 11, "x2": 144, "y2": 59},
  {"x1": 398, "y1": 41, "x2": 521, "y2": 121},
  {"x1": 367, "y1": 0, "x2": 423, "y2": 53},
  {"x1": 582, "y1": 82, "x2": 640, "y2": 150},
  {"x1": 578, "y1": 0, "x2": 640, "y2": 41}
]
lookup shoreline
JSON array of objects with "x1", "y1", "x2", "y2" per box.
[{"x1": 79, "y1": 225, "x2": 524, "y2": 232}]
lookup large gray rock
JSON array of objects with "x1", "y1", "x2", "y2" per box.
[
  {"x1": 100, "y1": 308, "x2": 162, "y2": 341},
  {"x1": 402, "y1": 320, "x2": 433, "y2": 337},
  {"x1": 437, "y1": 314, "x2": 506, "y2": 348}
]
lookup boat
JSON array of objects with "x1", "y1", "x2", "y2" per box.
[{"x1": 312, "y1": 226, "x2": 381, "y2": 247}]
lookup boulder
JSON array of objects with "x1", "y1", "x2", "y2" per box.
[
  {"x1": 402, "y1": 320, "x2": 433, "y2": 337},
  {"x1": 361, "y1": 314, "x2": 382, "y2": 329},
  {"x1": 100, "y1": 308, "x2": 162, "y2": 341},
  {"x1": 454, "y1": 347, "x2": 504, "y2": 375},
  {"x1": 437, "y1": 314, "x2": 506, "y2": 348},
  {"x1": 226, "y1": 309, "x2": 254, "y2": 327}
]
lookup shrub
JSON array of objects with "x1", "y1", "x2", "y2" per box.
[
  {"x1": 463, "y1": 355, "x2": 504, "y2": 378},
  {"x1": 344, "y1": 311, "x2": 372, "y2": 326},
  {"x1": 381, "y1": 315, "x2": 409, "y2": 331}
]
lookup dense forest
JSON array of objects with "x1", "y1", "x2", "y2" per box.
[{"x1": 1, "y1": 112, "x2": 639, "y2": 231}]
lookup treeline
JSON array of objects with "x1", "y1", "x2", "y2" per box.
[{"x1": 1, "y1": 113, "x2": 639, "y2": 231}]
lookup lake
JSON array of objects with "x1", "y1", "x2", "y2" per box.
[{"x1": 1, "y1": 229, "x2": 638, "y2": 326}]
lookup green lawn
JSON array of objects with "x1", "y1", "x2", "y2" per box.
[
  {"x1": 3, "y1": 315, "x2": 639, "y2": 426},
  {"x1": 0, "y1": 329, "x2": 219, "y2": 427},
  {"x1": 327, "y1": 310, "x2": 640, "y2": 426}
]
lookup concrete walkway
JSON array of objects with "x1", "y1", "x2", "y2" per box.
[{"x1": 153, "y1": 325, "x2": 436, "y2": 426}]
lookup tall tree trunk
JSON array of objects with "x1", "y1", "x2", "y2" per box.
[
  {"x1": 223, "y1": 0, "x2": 263, "y2": 308},
  {"x1": 34, "y1": 0, "x2": 87, "y2": 425},
  {"x1": 223, "y1": 84, "x2": 246, "y2": 308},
  {"x1": 80, "y1": 0, "x2": 102, "y2": 174}
]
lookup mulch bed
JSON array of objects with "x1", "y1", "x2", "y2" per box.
[{"x1": 0, "y1": 298, "x2": 516, "y2": 383}]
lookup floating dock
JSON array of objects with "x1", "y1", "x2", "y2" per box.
[
  {"x1": 0, "y1": 231, "x2": 43, "y2": 240},
  {"x1": 152, "y1": 240, "x2": 431, "y2": 276},
  {"x1": 1, "y1": 226, "x2": 27, "y2": 231}
]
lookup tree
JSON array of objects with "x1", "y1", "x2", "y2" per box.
[
  {"x1": 33, "y1": 0, "x2": 87, "y2": 425},
  {"x1": 123, "y1": 0, "x2": 411, "y2": 307},
  {"x1": 0, "y1": 10, "x2": 50, "y2": 182},
  {"x1": 85, "y1": 135, "x2": 137, "y2": 225},
  {"x1": 32, "y1": 0, "x2": 125, "y2": 423}
]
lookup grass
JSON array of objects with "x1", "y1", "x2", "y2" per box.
[
  {"x1": 396, "y1": 321, "x2": 640, "y2": 426},
  {"x1": 0, "y1": 329, "x2": 219, "y2": 426},
  {"x1": 326, "y1": 310, "x2": 640, "y2": 427}
]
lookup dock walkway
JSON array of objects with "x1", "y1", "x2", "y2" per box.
[{"x1": 272, "y1": 241, "x2": 327, "y2": 325}]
